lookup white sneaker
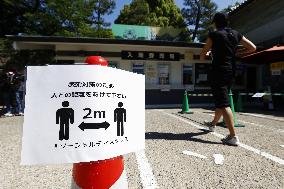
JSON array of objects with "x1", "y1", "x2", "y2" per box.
[
  {"x1": 4, "y1": 113, "x2": 13, "y2": 117},
  {"x1": 204, "y1": 121, "x2": 216, "y2": 132},
  {"x1": 19, "y1": 112, "x2": 24, "y2": 116},
  {"x1": 221, "y1": 135, "x2": 239, "y2": 146}
]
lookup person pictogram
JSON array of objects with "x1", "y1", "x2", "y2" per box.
[
  {"x1": 56, "y1": 101, "x2": 74, "y2": 140},
  {"x1": 114, "y1": 102, "x2": 126, "y2": 136}
]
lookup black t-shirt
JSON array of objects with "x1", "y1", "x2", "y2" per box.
[{"x1": 209, "y1": 27, "x2": 243, "y2": 71}]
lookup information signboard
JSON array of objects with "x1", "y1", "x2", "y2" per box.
[{"x1": 21, "y1": 65, "x2": 145, "y2": 165}]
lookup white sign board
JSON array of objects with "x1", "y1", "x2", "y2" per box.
[
  {"x1": 252, "y1": 93, "x2": 266, "y2": 98},
  {"x1": 21, "y1": 65, "x2": 145, "y2": 165}
]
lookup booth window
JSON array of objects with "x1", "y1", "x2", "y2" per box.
[
  {"x1": 183, "y1": 64, "x2": 193, "y2": 85},
  {"x1": 132, "y1": 63, "x2": 144, "y2": 74},
  {"x1": 158, "y1": 64, "x2": 169, "y2": 85},
  {"x1": 195, "y1": 64, "x2": 211, "y2": 86}
]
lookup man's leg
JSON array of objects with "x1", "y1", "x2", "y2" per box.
[
  {"x1": 19, "y1": 91, "x2": 24, "y2": 114},
  {"x1": 120, "y1": 122, "x2": 124, "y2": 136},
  {"x1": 221, "y1": 106, "x2": 239, "y2": 146},
  {"x1": 211, "y1": 108, "x2": 223, "y2": 125},
  {"x1": 117, "y1": 123, "x2": 120, "y2": 136},
  {"x1": 65, "y1": 124, "x2": 69, "y2": 140},
  {"x1": 222, "y1": 107, "x2": 235, "y2": 137},
  {"x1": 15, "y1": 91, "x2": 21, "y2": 114},
  {"x1": 205, "y1": 84, "x2": 222, "y2": 128},
  {"x1": 3, "y1": 93, "x2": 12, "y2": 114},
  {"x1": 21, "y1": 91, "x2": 25, "y2": 113},
  {"x1": 59, "y1": 123, "x2": 64, "y2": 140}
]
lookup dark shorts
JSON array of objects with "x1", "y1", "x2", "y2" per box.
[
  {"x1": 209, "y1": 69, "x2": 233, "y2": 108},
  {"x1": 211, "y1": 85, "x2": 231, "y2": 108}
]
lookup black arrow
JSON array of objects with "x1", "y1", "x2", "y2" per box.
[{"x1": 78, "y1": 121, "x2": 110, "y2": 131}]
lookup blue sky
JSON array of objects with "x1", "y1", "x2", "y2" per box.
[{"x1": 105, "y1": 0, "x2": 244, "y2": 25}]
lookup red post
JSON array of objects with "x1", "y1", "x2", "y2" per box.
[{"x1": 72, "y1": 56, "x2": 127, "y2": 189}]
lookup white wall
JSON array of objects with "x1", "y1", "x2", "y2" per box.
[{"x1": 170, "y1": 62, "x2": 182, "y2": 85}]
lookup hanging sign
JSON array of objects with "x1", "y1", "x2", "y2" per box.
[
  {"x1": 21, "y1": 65, "x2": 145, "y2": 165},
  {"x1": 121, "y1": 51, "x2": 180, "y2": 61}
]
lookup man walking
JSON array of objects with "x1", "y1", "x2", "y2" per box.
[{"x1": 200, "y1": 12, "x2": 256, "y2": 146}]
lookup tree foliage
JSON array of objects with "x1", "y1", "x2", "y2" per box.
[
  {"x1": 0, "y1": 0, "x2": 40, "y2": 37},
  {"x1": 0, "y1": 0, "x2": 115, "y2": 38},
  {"x1": 0, "y1": 0, "x2": 116, "y2": 69},
  {"x1": 115, "y1": 0, "x2": 186, "y2": 28},
  {"x1": 92, "y1": 0, "x2": 116, "y2": 29},
  {"x1": 24, "y1": 0, "x2": 115, "y2": 37},
  {"x1": 0, "y1": 38, "x2": 55, "y2": 70},
  {"x1": 182, "y1": 0, "x2": 217, "y2": 42}
]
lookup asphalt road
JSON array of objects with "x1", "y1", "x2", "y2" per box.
[{"x1": 1, "y1": 108, "x2": 284, "y2": 188}]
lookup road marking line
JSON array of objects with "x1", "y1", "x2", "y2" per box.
[
  {"x1": 135, "y1": 150, "x2": 159, "y2": 189},
  {"x1": 182, "y1": 150, "x2": 207, "y2": 159},
  {"x1": 162, "y1": 111, "x2": 284, "y2": 166},
  {"x1": 239, "y1": 112, "x2": 284, "y2": 122}
]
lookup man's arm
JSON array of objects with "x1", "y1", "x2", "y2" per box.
[
  {"x1": 56, "y1": 110, "x2": 60, "y2": 124},
  {"x1": 200, "y1": 38, "x2": 213, "y2": 61},
  {"x1": 70, "y1": 109, "x2": 74, "y2": 124},
  {"x1": 236, "y1": 36, "x2": 256, "y2": 57},
  {"x1": 124, "y1": 109, "x2": 126, "y2": 122},
  {"x1": 114, "y1": 109, "x2": 117, "y2": 122}
]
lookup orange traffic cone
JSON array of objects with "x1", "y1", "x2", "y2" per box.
[{"x1": 71, "y1": 56, "x2": 128, "y2": 189}]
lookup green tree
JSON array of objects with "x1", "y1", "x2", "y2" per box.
[
  {"x1": 24, "y1": 0, "x2": 114, "y2": 38},
  {"x1": 92, "y1": 0, "x2": 116, "y2": 29},
  {"x1": 0, "y1": 0, "x2": 115, "y2": 38},
  {"x1": 182, "y1": 0, "x2": 217, "y2": 42},
  {"x1": 0, "y1": 38, "x2": 55, "y2": 70},
  {"x1": 114, "y1": 0, "x2": 150, "y2": 26},
  {"x1": 115, "y1": 0, "x2": 186, "y2": 28},
  {"x1": 1, "y1": 0, "x2": 116, "y2": 69},
  {"x1": 0, "y1": 0, "x2": 40, "y2": 37}
]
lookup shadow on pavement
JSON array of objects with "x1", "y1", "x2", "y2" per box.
[{"x1": 145, "y1": 129, "x2": 222, "y2": 145}]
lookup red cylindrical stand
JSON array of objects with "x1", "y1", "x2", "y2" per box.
[
  {"x1": 72, "y1": 56, "x2": 126, "y2": 189},
  {"x1": 72, "y1": 156, "x2": 124, "y2": 189}
]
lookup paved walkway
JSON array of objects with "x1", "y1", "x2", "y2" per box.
[{"x1": 1, "y1": 109, "x2": 284, "y2": 188}]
